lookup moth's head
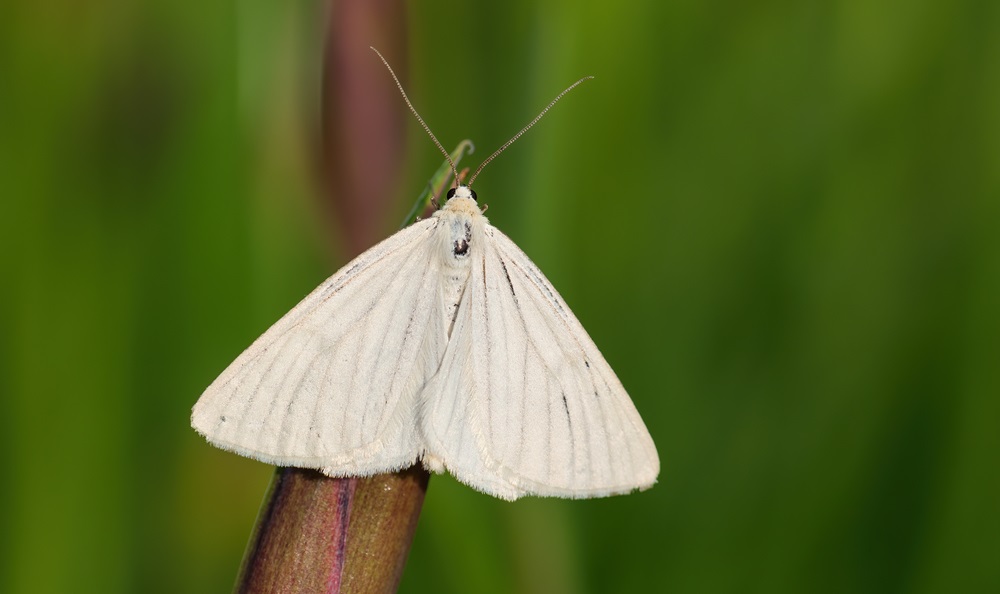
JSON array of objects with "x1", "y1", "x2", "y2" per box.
[
  {"x1": 446, "y1": 185, "x2": 477, "y2": 203},
  {"x1": 440, "y1": 184, "x2": 485, "y2": 218}
]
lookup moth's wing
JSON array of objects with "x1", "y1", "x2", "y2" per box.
[
  {"x1": 422, "y1": 225, "x2": 659, "y2": 500},
  {"x1": 193, "y1": 219, "x2": 447, "y2": 477}
]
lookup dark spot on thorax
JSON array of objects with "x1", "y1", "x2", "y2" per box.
[{"x1": 453, "y1": 221, "x2": 473, "y2": 257}]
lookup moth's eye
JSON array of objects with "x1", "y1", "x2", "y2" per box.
[
  {"x1": 470, "y1": 189, "x2": 478, "y2": 201},
  {"x1": 446, "y1": 188, "x2": 457, "y2": 199}
]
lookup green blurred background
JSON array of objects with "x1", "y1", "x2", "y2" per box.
[{"x1": 3, "y1": 0, "x2": 998, "y2": 592}]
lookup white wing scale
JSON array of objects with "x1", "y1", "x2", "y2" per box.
[
  {"x1": 192, "y1": 219, "x2": 448, "y2": 476},
  {"x1": 422, "y1": 224, "x2": 659, "y2": 499}
]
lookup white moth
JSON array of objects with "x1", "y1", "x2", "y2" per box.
[{"x1": 191, "y1": 50, "x2": 659, "y2": 500}]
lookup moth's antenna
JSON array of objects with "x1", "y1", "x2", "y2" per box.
[
  {"x1": 370, "y1": 47, "x2": 460, "y2": 186},
  {"x1": 468, "y1": 76, "x2": 594, "y2": 187}
]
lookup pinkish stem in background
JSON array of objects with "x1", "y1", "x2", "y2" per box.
[{"x1": 321, "y1": 0, "x2": 408, "y2": 256}]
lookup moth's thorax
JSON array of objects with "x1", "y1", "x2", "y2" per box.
[
  {"x1": 433, "y1": 191, "x2": 485, "y2": 335},
  {"x1": 432, "y1": 193, "x2": 487, "y2": 264}
]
